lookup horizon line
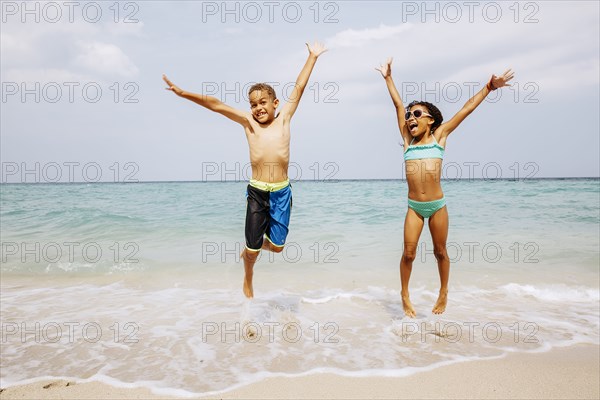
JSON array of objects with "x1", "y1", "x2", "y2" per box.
[{"x1": 1, "y1": 177, "x2": 599, "y2": 185}]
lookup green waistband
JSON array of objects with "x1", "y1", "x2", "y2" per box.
[
  {"x1": 407, "y1": 197, "x2": 445, "y2": 206},
  {"x1": 249, "y1": 179, "x2": 290, "y2": 192}
]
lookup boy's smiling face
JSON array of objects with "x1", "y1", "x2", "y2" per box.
[{"x1": 249, "y1": 90, "x2": 279, "y2": 124}]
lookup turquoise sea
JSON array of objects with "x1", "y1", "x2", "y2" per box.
[{"x1": 1, "y1": 179, "x2": 599, "y2": 396}]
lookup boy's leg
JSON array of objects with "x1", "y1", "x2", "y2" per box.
[
  {"x1": 428, "y1": 206, "x2": 449, "y2": 314},
  {"x1": 243, "y1": 185, "x2": 270, "y2": 298},
  {"x1": 401, "y1": 207, "x2": 425, "y2": 318},
  {"x1": 241, "y1": 248, "x2": 259, "y2": 298}
]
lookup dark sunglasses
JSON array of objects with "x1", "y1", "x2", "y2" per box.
[{"x1": 405, "y1": 109, "x2": 432, "y2": 120}]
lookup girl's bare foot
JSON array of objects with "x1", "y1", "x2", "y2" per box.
[
  {"x1": 401, "y1": 291, "x2": 416, "y2": 318},
  {"x1": 432, "y1": 289, "x2": 448, "y2": 314}
]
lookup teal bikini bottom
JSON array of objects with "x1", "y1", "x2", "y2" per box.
[{"x1": 408, "y1": 197, "x2": 446, "y2": 218}]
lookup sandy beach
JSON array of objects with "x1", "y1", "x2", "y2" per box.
[
  {"x1": 2, "y1": 344, "x2": 598, "y2": 400},
  {"x1": 2, "y1": 181, "x2": 598, "y2": 399}
]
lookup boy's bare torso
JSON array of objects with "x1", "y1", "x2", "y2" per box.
[{"x1": 244, "y1": 114, "x2": 291, "y2": 183}]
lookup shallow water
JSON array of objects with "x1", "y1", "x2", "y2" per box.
[{"x1": 1, "y1": 179, "x2": 598, "y2": 395}]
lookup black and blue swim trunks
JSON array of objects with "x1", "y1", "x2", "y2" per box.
[{"x1": 245, "y1": 179, "x2": 292, "y2": 251}]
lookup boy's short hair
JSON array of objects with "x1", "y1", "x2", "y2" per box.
[
  {"x1": 248, "y1": 83, "x2": 277, "y2": 101},
  {"x1": 407, "y1": 100, "x2": 444, "y2": 132}
]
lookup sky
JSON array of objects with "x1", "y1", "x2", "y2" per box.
[{"x1": 1, "y1": 0, "x2": 599, "y2": 183}]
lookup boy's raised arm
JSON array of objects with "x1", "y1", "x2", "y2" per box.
[
  {"x1": 376, "y1": 58, "x2": 411, "y2": 146},
  {"x1": 280, "y1": 42, "x2": 328, "y2": 121},
  {"x1": 163, "y1": 74, "x2": 250, "y2": 128},
  {"x1": 437, "y1": 69, "x2": 514, "y2": 138}
]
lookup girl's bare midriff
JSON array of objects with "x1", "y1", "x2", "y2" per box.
[{"x1": 405, "y1": 158, "x2": 444, "y2": 201}]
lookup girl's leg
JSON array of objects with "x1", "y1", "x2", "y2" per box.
[
  {"x1": 428, "y1": 206, "x2": 449, "y2": 314},
  {"x1": 401, "y1": 207, "x2": 425, "y2": 318}
]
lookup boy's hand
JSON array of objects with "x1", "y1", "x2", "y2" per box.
[
  {"x1": 306, "y1": 41, "x2": 328, "y2": 57},
  {"x1": 375, "y1": 57, "x2": 393, "y2": 78},
  {"x1": 163, "y1": 74, "x2": 184, "y2": 96},
  {"x1": 490, "y1": 69, "x2": 515, "y2": 89}
]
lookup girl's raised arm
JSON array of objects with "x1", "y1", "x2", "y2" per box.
[
  {"x1": 436, "y1": 69, "x2": 514, "y2": 139},
  {"x1": 376, "y1": 58, "x2": 411, "y2": 147}
]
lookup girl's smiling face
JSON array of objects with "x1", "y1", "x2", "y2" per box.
[{"x1": 406, "y1": 105, "x2": 434, "y2": 137}]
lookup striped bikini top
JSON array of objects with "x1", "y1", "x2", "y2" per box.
[{"x1": 403, "y1": 135, "x2": 445, "y2": 161}]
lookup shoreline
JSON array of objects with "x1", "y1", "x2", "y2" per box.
[{"x1": 1, "y1": 344, "x2": 598, "y2": 400}]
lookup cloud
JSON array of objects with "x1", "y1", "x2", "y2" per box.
[
  {"x1": 0, "y1": 33, "x2": 33, "y2": 67},
  {"x1": 327, "y1": 23, "x2": 413, "y2": 49},
  {"x1": 1, "y1": 10, "x2": 143, "y2": 76},
  {"x1": 106, "y1": 21, "x2": 145, "y2": 37},
  {"x1": 1, "y1": 68, "x2": 92, "y2": 84},
  {"x1": 74, "y1": 41, "x2": 139, "y2": 77}
]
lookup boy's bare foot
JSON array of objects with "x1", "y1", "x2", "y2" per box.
[
  {"x1": 261, "y1": 239, "x2": 283, "y2": 254},
  {"x1": 432, "y1": 289, "x2": 448, "y2": 314},
  {"x1": 401, "y1": 291, "x2": 416, "y2": 318},
  {"x1": 261, "y1": 240, "x2": 275, "y2": 252}
]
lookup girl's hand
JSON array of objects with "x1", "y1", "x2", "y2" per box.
[
  {"x1": 306, "y1": 42, "x2": 328, "y2": 57},
  {"x1": 375, "y1": 57, "x2": 393, "y2": 79}
]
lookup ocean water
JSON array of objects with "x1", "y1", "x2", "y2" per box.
[{"x1": 1, "y1": 179, "x2": 599, "y2": 396}]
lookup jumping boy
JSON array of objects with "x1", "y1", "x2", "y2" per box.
[{"x1": 163, "y1": 42, "x2": 327, "y2": 298}]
